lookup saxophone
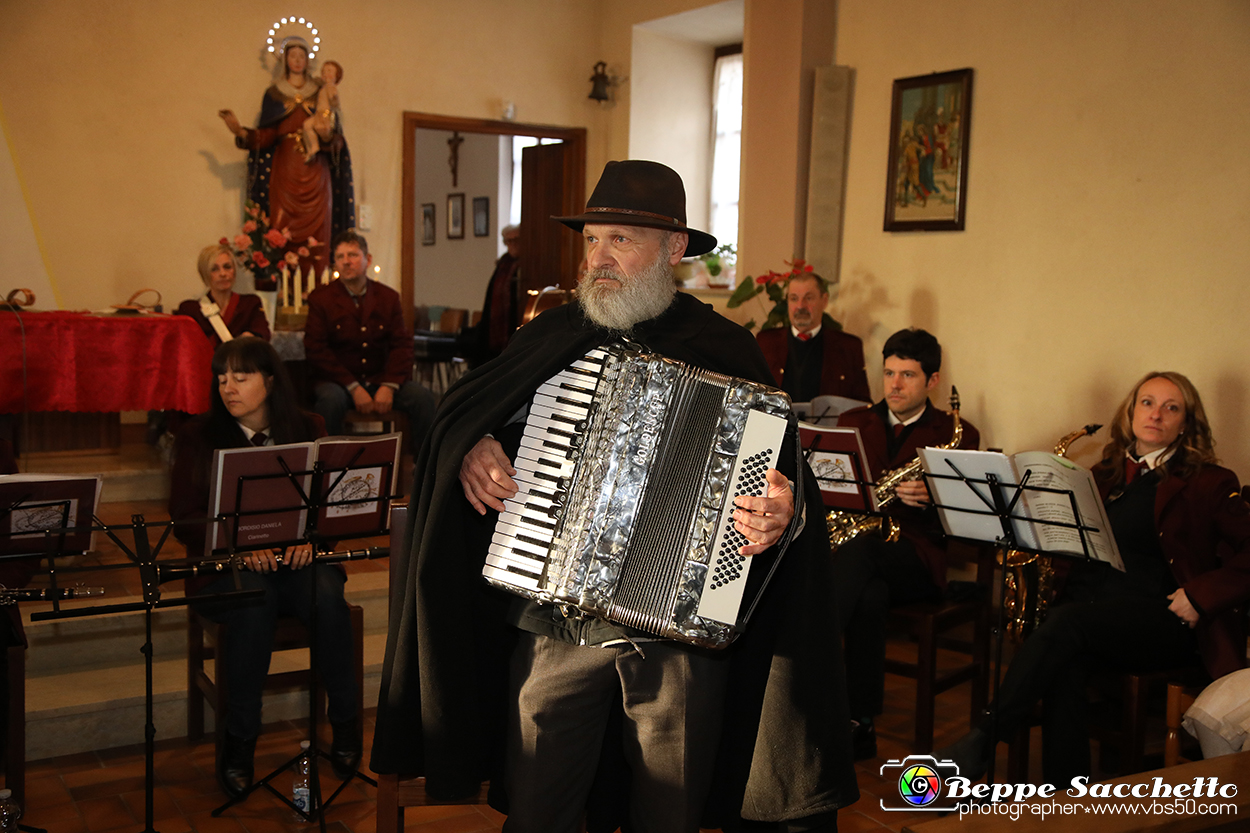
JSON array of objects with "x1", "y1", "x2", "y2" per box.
[
  {"x1": 826, "y1": 388, "x2": 963, "y2": 549},
  {"x1": 997, "y1": 423, "x2": 1102, "y2": 641}
]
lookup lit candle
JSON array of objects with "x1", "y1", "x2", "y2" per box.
[{"x1": 280, "y1": 264, "x2": 289, "y2": 308}]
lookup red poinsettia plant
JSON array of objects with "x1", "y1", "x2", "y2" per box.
[
  {"x1": 726, "y1": 258, "x2": 817, "y2": 332},
  {"x1": 222, "y1": 200, "x2": 322, "y2": 291}
]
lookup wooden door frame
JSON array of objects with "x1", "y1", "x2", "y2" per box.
[{"x1": 400, "y1": 112, "x2": 587, "y2": 331}]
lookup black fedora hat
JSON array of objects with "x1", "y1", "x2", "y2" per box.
[{"x1": 554, "y1": 160, "x2": 717, "y2": 257}]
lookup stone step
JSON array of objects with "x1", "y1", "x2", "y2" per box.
[
  {"x1": 22, "y1": 572, "x2": 389, "y2": 673},
  {"x1": 21, "y1": 571, "x2": 392, "y2": 761},
  {"x1": 25, "y1": 633, "x2": 388, "y2": 761}
]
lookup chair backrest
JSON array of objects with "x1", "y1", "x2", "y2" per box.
[
  {"x1": 439, "y1": 308, "x2": 467, "y2": 334},
  {"x1": 388, "y1": 501, "x2": 409, "y2": 620}
]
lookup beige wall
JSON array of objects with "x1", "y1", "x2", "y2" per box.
[
  {"x1": 833, "y1": 0, "x2": 1250, "y2": 477},
  {"x1": 629, "y1": 28, "x2": 714, "y2": 231},
  {"x1": 0, "y1": 0, "x2": 603, "y2": 313},
  {"x1": 411, "y1": 130, "x2": 503, "y2": 313},
  {"x1": 738, "y1": 0, "x2": 835, "y2": 278}
]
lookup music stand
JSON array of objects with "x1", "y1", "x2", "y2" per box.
[
  {"x1": 917, "y1": 448, "x2": 1118, "y2": 783},
  {"x1": 15, "y1": 510, "x2": 264, "y2": 833},
  {"x1": 208, "y1": 443, "x2": 394, "y2": 829},
  {"x1": 798, "y1": 423, "x2": 877, "y2": 514}
]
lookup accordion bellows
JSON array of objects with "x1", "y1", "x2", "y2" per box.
[{"x1": 483, "y1": 345, "x2": 791, "y2": 649}]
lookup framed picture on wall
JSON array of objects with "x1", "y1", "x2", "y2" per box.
[
  {"x1": 883, "y1": 68, "x2": 973, "y2": 232},
  {"x1": 447, "y1": 193, "x2": 465, "y2": 239},
  {"x1": 473, "y1": 197, "x2": 490, "y2": 237},
  {"x1": 421, "y1": 203, "x2": 436, "y2": 246}
]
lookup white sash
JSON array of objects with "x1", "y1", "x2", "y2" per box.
[{"x1": 199, "y1": 296, "x2": 234, "y2": 343}]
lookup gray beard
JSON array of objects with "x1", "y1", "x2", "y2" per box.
[{"x1": 577, "y1": 256, "x2": 677, "y2": 333}]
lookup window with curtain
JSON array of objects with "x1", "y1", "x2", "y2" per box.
[{"x1": 709, "y1": 48, "x2": 743, "y2": 250}]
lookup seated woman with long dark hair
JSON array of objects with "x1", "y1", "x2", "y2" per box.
[
  {"x1": 941, "y1": 371, "x2": 1250, "y2": 784},
  {"x1": 169, "y1": 337, "x2": 358, "y2": 797}
]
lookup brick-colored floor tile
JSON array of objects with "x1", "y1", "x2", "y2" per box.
[
  {"x1": 184, "y1": 809, "x2": 250, "y2": 832},
  {"x1": 836, "y1": 809, "x2": 892, "y2": 832},
  {"x1": 76, "y1": 795, "x2": 137, "y2": 832},
  {"x1": 69, "y1": 773, "x2": 147, "y2": 801},
  {"x1": 119, "y1": 785, "x2": 183, "y2": 822},
  {"x1": 21, "y1": 797, "x2": 83, "y2": 827}
]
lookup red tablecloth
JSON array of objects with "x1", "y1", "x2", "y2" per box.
[{"x1": 0, "y1": 311, "x2": 213, "y2": 413}]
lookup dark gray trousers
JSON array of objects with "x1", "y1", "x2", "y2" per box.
[{"x1": 503, "y1": 632, "x2": 730, "y2": 833}]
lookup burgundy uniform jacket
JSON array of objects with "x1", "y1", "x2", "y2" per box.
[
  {"x1": 838, "y1": 400, "x2": 981, "y2": 588},
  {"x1": 756, "y1": 316, "x2": 871, "y2": 402},
  {"x1": 304, "y1": 279, "x2": 414, "y2": 389},
  {"x1": 1099, "y1": 464, "x2": 1250, "y2": 680},
  {"x1": 175, "y1": 293, "x2": 271, "y2": 347}
]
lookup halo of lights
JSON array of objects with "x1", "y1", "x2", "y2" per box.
[{"x1": 265, "y1": 16, "x2": 321, "y2": 58}]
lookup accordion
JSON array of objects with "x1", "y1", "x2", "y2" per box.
[{"x1": 482, "y1": 345, "x2": 792, "y2": 649}]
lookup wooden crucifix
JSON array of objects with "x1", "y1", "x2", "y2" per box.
[{"x1": 448, "y1": 131, "x2": 464, "y2": 186}]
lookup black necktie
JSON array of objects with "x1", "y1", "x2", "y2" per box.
[{"x1": 251, "y1": 432, "x2": 267, "y2": 447}]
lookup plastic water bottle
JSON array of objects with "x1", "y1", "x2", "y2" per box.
[
  {"x1": 292, "y1": 740, "x2": 312, "y2": 819},
  {"x1": 0, "y1": 788, "x2": 20, "y2": 832}
]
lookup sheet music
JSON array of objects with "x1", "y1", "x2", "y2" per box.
[
  {"x1": 0, "y1": 474, "x2": 102, "y2": 555},
  {"x1": 919, "y1": 448, "x2": 1033, "y2": 545},
  {"x1": 1012, "y1": 452, "x2": 1123, "y2": 570},
  {"x1": 919, "y1": 447, "x2": 1123, "y2": 570}
]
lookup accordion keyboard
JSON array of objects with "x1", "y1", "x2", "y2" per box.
[{"x1": 483, "y1": 349, "x2": 608, "y2": 592}]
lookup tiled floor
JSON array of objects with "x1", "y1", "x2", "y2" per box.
[
  {"x1": 23, "y1": 711, "x2": 506, "y2": 832},
  {"x1": 19, "y1": 652, "x2": 1015, "y2": 832}
]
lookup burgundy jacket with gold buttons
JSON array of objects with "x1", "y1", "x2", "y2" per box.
[
  {"x1": 1097, "y1": 462, "x2": 1250, "y2": 680},
  {"x1": 304, "y1": 279, "x2": 414, "y2": 389}
]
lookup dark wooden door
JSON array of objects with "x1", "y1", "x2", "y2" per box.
[{"x1": 520, "y1": 143, "x2": 582, "y2": 293}]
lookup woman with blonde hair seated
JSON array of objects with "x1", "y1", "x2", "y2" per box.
[
  {"x1": 941, "y1": 371, "x2": 1250, "y2": 784},
  {"x1": 176, "y1": 243, "x2": 270, "y2": 347}
]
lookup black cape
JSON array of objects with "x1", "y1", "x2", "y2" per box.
[{"x1": 371, "y1": 293, "x2": 858, "y2": 825}]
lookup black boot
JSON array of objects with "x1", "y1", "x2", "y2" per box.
[
  {"x1": 936, "y1": 727, "x2": 991, "y2": 782},
  {"x1": 330, "y1": 718, "x2": 362, "y2": 780},
  {"x1": 851, "y1": 717, "x2": 877, "y2": 761},
  {"x1": 219, "y1": 732, "x2": 257, "y2": 797}
]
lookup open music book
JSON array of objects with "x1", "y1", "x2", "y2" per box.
[
  {"x1": 797, "y1": 423, "x2": 878, "y2": 512},
  {"x1": 208, "y1": 433, "x2": 400, "y2": 556},
  {"x1": 0, "y1": 474, "x2": 102, "y2": 556},
  {"x1": 918, "y1": 448, "x2": 1124, "y2": 570}
]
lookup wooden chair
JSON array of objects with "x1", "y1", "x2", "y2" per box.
[
  {"x1": 883, "y1": 541, "x2": 993, "y2": 752},
  {"x1": 3, "y1": 644, "x2": 24, "y2": 809},
  {"x1": 438, "y1": 308, "x2": 468, "y2": 334},
  {"x1": 1165, "y1": 679, "x2": 1202, "y2": 767},
  {"x1": 186, "y1": 603, "x2": 365, "y2": 753},
  {"x1": 342, "y1": 409, "x2": 408, "y2": 460},
  {"x1": 376, "y1": 501, "x2": 490, "y2": 833},
  {"x1": 1007, "y1": 664, "x2": 1207, "y2": 781}
]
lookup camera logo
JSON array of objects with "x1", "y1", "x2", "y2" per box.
[
  {"x1": 880, "y1": 755, "x2": 961, "y2": 812},
  {"x1": 898, "y1": 762, "x2": 943, "y2": 806}
]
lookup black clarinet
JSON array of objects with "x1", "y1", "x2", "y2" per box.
[
  {"x1": 155, "y1": 546, "x2": 388, "y2": 583},
  {"x1": 0, "y1": 586, "x2": 105, "y2": 604}
]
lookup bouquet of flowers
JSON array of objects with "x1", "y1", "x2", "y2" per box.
[
  {"x1": 726, "y1": 258, "x2": 816, "y2": 332},
  {"x1": 223, "y1": 201, "x2": 321, "y2": 291}
]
